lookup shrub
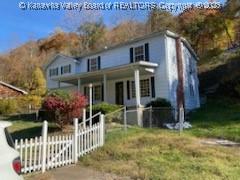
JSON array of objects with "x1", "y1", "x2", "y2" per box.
[
  {"x1": 0, "y1": 99, "x2": 18, "y2": 115},
  {"x1": 91, "y1": 102, "x2": 122, "y2": 114},
  {"x1": 146, "y1": 98, "x2": 171, "y2": 108},
  {"x1": 42, "y1": 90, "x2": 87, "y2": 129},
  {"x1": 17, "y1": 95, "x2": 42, "y2": 112}
]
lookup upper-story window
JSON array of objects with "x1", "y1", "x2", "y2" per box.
[
  {"x1": 130, "y1": 43, "x2": 149, "y2": 63},
  {"x1": 49, "y1": 67, "x2": 58, "y2": 77},
  {"x1": 61, "y1": 64, "x2": 71, "y2": 75},
  {"x1": 90, "y1": 58, "x2": 98, "y2": 71},
  {"x1": 134, "y1": 45, "x2": 145, "y2": 62},
  {"x1": 88, "y1": 56, "x2": 101, "y2": 72}
]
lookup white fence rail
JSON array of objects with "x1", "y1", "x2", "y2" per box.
[{"x1": 14, "y1": 113, "x2": 105, "y2": 174}]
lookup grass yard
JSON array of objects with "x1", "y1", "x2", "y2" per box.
[
  {"x1": 80, "y1": 127, "x2": 240, "y2": 180},
  {"x1": 187, "y1": 98, "x2": 240, "y2": 142},
  {"x1": 0, "y1": 115, "x2": 59, "y2": 140}
]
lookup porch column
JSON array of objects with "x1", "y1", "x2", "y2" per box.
[
  {"x1": 58, "y1": 81, "x2": 61, "y2": 88},
  {"x1": 89, "y1": 83, "x2": 93, "y2": 127},
  {"x1": 134, "y1": 69, "x2": 141, "y2": 107},
  {"x1": 134, "y1": 69, "x2": 142, "y2": 127},
  {"x1": 77, "y1": 78, "x2": 81, "y2": 92},
  {"x1": 103, "y1": 74, "x2": 107, "y2": 102}
]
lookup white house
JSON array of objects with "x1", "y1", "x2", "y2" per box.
[{"x1": 44, "y1": 30, "x2": 200, "y2": 111}]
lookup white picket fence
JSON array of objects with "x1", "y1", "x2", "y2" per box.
[{"x1": 14, "y1": 113, "x2": 105, "y2": 174}]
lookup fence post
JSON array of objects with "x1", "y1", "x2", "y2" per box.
[
  {"x1": 73, "y1": 118, "x2": 78, "y2": 163},
  {"x1": 83, "y1": 108, "x2": 86, "y2": 129},
  {"x1": 41, "y1": 120, "x2": 48, "y2": 173},
  {"x1": 100, "y1": 114, "x2": 105, "y2": 146},
  {"x1": 149, "y1": 106, "x2": 153, "y2": 128},
  {"x1": 124, "y1": 106, "x2": 127, "y2": 131}
]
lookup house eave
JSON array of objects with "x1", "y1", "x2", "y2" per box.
[
  {"x1": 0, "y1": 81, "x2": 28, "y2": 95},
  {"x1": 52, "y1": 61, "x2": 158, "y2": 82}
]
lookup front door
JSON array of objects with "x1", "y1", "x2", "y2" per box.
[{"x1": 115, "y1": 82, "x2": 124, "y2": 105}]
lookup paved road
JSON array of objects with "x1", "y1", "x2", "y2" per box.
[{"x1": 24, "y1": 165, "x2": 131, "y2": 180}]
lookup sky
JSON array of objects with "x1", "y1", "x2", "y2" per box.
[{"x1": 0, "y1": 0, "x2": 226, "y2": 53}]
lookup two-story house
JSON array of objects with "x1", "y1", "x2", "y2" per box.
[{"x1": 44, "y1": 30, "x2": 200, "y2": 111}]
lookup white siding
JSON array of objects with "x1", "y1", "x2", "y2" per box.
[
  {"x1": 166, "y1": 37, "x2": 178, "y2": 108},
  {"x1": 46, "y1": 56, "x2": 78, "y2": 89},
  {"x1": 78, "y1": 36, "x2": 165, "y2": 72},
  {"x1": 166, "y1": 37, "x2": 200, "y2": 110},
  {"x1": 182, "y1": 43, "x2": 200, "y2": 109}
]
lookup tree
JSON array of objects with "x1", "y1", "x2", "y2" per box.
[
  {"x1": 29, "y1": 67, "x2": 46, "y2": 97},
  {"x1": 146, "y1": 9, "x2": 178, "y2": 33},
  {"x1": 77, "y1": 19, "x2": 106, "y2": 52}
]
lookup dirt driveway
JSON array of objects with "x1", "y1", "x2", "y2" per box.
[{"x1": 24, "y1": 165, "x2": 131, "y2": 180}]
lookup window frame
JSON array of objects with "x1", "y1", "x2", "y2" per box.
[
  {"x1": 61, "y1": 64, "x2": 71, "y2": 75},
  {"x1": 131, "y1": 78, "x2": 150, "y2": 98},
  {"x1": 49, "y1": 67, "x2": 58, "y2": 77},
  {"x1": 134, "y1": 45, "x2": 145, "y2": 62},
  {"x1": 89, "y1": 58, "x2": 98, "y2": 72},
  {"x1": 94, "y1": 85, "x2": 102, "y2": 101}
]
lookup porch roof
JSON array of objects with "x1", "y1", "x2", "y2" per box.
[{"x1": 52, "y1": 61, "x2": 158, "y2": 85}]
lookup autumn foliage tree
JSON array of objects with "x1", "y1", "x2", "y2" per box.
[{"x1": 42, "y1": 90, "x2": 87, "y2": 129}]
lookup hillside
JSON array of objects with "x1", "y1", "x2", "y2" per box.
[
  {"x1": 0, "y1": 32, "x2": 82, "y2": 88},
  {"x1": 198, "y1": 47, "x2": 240, "y2": 97}
]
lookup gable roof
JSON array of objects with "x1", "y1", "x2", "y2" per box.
[
  {"x1": 0, "y1": 81, "x2": 28, "y2": 95},
  {"x1": 76, "y1": 30, "x2": 198, "y2": 60},
  {"x1": 44, "y1": 30, "x2": 198, "y2": 69},
  {"x1": 43, "y1": 54, "x2": 79, "y2": 71}
]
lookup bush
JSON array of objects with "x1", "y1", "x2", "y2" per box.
[
  {"x1": 17, "y1": 95, "x2": 42, "y2": 112},
  {"x1": 42, "y1": 90, "x2": 87, "y2": 129},
  {"x1": 91, "y1": 102, "x2": 122, "y2": 114},
  {"x1": 0, "y1": 99, "x2": 18, "y2": 115},
  {"x1": 146, "y1": 98, "x2": 171, "y2": 108}
]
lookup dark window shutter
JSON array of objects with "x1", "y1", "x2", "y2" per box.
[
  {"x1": 69, "y1": 64, "x2": 71, "y2": 73},
  {"x1": 127, "y1": 81, "x2": 130, "y2": 100},
  {"x1": 56, "y1": 68, "x2": 58, "y2": 75},
  {"x1": 61, "y1": 67, "x2": 63, "y2": 74},
  {"x1": 145, "y1": 43, "x2": 149, "y2": 61},
  {"x1": 98, "y1": 56, "x2": 101, "y2": 70},
  {"x1": 151, "y1": 77, "x2": 155, "y2": 98},
  {"x1": 87, "y1": 59, "x2": 90, "y2": 72},
  {"x1": 101, "y1": 83, "x2": 104, "y2": 101},
  {"x1": 130, "y1": 47, "x2": 134, "y2": 63},
  {"x1": 84, "y1": 87, "x2": 87, "y2": 96}
]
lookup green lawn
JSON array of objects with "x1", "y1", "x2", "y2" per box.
[
  {"x1": 187, "y1": 98, "x2": 240, "y2": 142},
  {"x1": 0, "y1": 115, "x2": 59, "y2": 140},
  {"x1": 80, "y1": 128, "x2": 240, "y2": 180},
  {"x1": 2, "y1": 98, "x2": 240, "y2": 179}
]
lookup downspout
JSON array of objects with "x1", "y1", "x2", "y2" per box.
[{"x1": 176, "y1": 37, "x2": 185, "y2": 109}]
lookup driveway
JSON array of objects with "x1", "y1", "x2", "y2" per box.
[{"x1": 24, "y1": 165, "x2": 131, "y2": 180}]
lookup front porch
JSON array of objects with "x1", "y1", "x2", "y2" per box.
[{"x1": 52, "y1": 61, "x2": 158, "y2": 107}]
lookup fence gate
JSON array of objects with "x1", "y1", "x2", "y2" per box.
[{"x1": 14, "y1": 113, "x2": 105, "y2": 174}]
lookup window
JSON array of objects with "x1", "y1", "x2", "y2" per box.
[
  {"x1": 134, "y1": 45, "x2": 144, "y2": 62},
  {"x1": 84, "y1": 85, "x2": 102, "y2": 101},
  {"x1": 49, "y1": 67, "x2": 58, "y2": 77},
  {"x1": 132, "y1": 79, "x2": 150, "y2": 98},
  {"x1": 94, "y1": 85, "x2": 102, "y2": 101},
  {"x1": 190, "y1": 84, "x2": 195, "y2": 96},
  {"x1": 61, "y1": 64, "x2": 71, "y2": 74},
  {"x1": 90, "y1": 58, "x2": 98, "y2": 71}
]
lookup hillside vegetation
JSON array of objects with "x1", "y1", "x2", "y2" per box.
[
  {"x1": 0, "y1": 0, "x2": 239, "y2": 92},
  {"x1": 198, "y1": 48, "x2": 240, "y2": 97}
]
